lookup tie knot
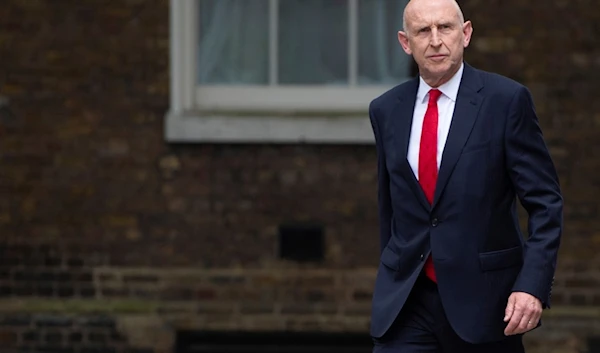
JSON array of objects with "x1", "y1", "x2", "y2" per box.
[{"x1": 428, "y1": 89, "x2": 442, "y2": 104}]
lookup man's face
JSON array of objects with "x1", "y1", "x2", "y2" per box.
[{"x1": 398, "y1": 0, "x2": 473, "y2": 86}]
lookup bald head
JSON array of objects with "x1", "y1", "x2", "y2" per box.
[
  {"x1": 397, "y1": 0, "x2": 473, "y2": 87},
  {"x1": 403, "y1": 0, "x2": 465, "y2": 35}
]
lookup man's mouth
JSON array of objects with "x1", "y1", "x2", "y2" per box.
[{"x1": 428, "y1": 54, "x2": 448, "y2": 61}]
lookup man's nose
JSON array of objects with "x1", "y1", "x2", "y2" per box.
[{"x1": 430, "y1": 29, "x2": 442, "y2": 46}]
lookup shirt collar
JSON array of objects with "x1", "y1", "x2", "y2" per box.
[{"x1": 417, "y1": 62, "x2": 464, "y2": 103}]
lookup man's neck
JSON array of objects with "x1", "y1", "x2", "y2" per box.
[{"x1": 421, "y1": 62, "x2": 463, "y2": 88}]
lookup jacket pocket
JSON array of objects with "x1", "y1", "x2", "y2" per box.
[
  {"x1": 461, "y1": 141, "x2": 490, "y2": 155},
  {"x1": 380, "y1": 245, "x2": 402, "y2": 271},
  {"x1": 479, "y1": 245, "x2": 523, "y2": 271}
]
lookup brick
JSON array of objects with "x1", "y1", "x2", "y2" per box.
[
  {"x1": 130, "y1": 286, "x2": 158, "y2": 299},
  {"x1": 306, "y1": 289, "x2": 328, "y2": 302},
  {"x1": 565, "y1": 278, "x2": 599, "y2": 288},
  {"x1": 156, "y1": 303, "x2": 198, "y2": 315},
  {"x1": 343, "y1": 304, "x2": 372, "y2": 317},
  {"x1": 240, "y1": 303, "x2": 276, "y2": 315},
  {"x1": 341, "y1": 272, "x2": 376, "y2": 287},
  {"x1": 160, "y1": 286, "x2": 195, "y2": 301},
  {"x1": 0, "y1": 315, "x2": 32, "y2": 327},
  {"x1": 196, "y1": 288, "x2": 216, "y2": 300},
  {"x1": 88, "y1": 332, "x2": 107, "y2": 344},
  {"x1": 33, "y1": 347, "x2": 75, "y2": 353},
  {"x1": 22, "y1": 330, "x2": 39, "y2": 343},
  {"x1": 56, "y1": 286, "x2": 75, "y2": 298},
  {"x1": 101, "y1": 287, "x2": 128, "y2": 298},
  {"x1": 109, "y1": 331, "x2": 127, "y2": 343},
  {"x1": 44, "y1": 331, "x2": 62, "y2": 344},
  {"x1": 44, "y1": 257, "x2": 62, "y2": 267},
  {"x1": 36, "y1": 284, "x2": 54, "y2": 297},
  {"x1": 80, "y1": 348, "x2": 116, "y2": 353},
  {"x1": 98, "y1": 273, "x2": 118, "y2": 282},
  {"x1": 78, "y1": 286, "x2": 96, "y2": 298},
  {"x1": 68, "y1": 332, "x2": 83, "y2": 343},
  {"x1": 21, "y1": 256, "x2": 45, "y2": 267},
  {"x1": 570, "y1": 294, "x2": 589, "y2": 306},
  {"x1": 0, "y1": 330, "x2": 18, "y2": 345},
  {"x1": 352, "y1": 290, "x2": 373, "y2": 302},
  {"x1": 0, "y1": 286, "x2": 12, "y2": 297},
  {"x1": 277, "y1": 288, "x2": 340, "y2": 303},
  {"x1": 14, "y1": 285, "x2": 34, "y2": 296},
  {"x1": 280, "y1": 303, "x2": 317, "y2": 315},
  {"x1": 36, "y1": 316, "x2": 73, "y2": 328},
  {"x1": 284, "y1": 318, "x2": 323, "y2": 332},
  {"x1": 284, "y1": 275, "x2": 335, "y2": 287},
  {"x1": 123, "y1": 274, "x2": 159, "y2": 283},
  {"x1": 79, "y1": 316, "x2": 116, "y2": 329},
  {"x1": 0, "y1": 258, "x2": 19, "y2": 267},
  {"x1": 550, "y1": 292, "x2": 567, "y2": 306},
  {"x1": 197, "y1": 303, "x2": 235, "y2": 315},
  {"x1": 13, "y1": 271, "x2": 36, "y2": 282},
  {"x1": 36, "y1": 272, "x2": 56, "y2": 282},
  {"x1": 56, "y1": 272, "x2": 72, "y2": 282},
  {"x1": 209, "y1": 275, "x2": 246, "y2": 285},
  {"x1": 316, "y1": 304, "x2": 339, "y2": 315}
]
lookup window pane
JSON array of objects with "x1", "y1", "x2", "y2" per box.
[
  {"x1": 358, "y1": 0, "x2": 411, "y2": 85},
  {"x1": 198, "y1": 0, "x2": 269, "y2": 84},
  {"x1": 278, "y1": 0, "x2": 348, "y2": 85}
]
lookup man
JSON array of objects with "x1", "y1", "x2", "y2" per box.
[{"x1": 368, "y1": 0, "x2": 563, "y2": 351}]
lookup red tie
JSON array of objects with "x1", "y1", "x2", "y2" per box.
[{"x1": 419, "y1": 89, "x2": 442, "y2": 282}]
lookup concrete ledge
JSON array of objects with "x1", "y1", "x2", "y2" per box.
[{"x1": 164, "y1": 110, "x2": 376, "y2": 144}]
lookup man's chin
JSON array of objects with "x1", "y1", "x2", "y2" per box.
[{"x1": 423, "y1": 67, "x2": 449, "y2": 78}]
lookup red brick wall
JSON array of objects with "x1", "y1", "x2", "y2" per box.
[{"x1": 0, "y1": 0, "x2": 599, "y2": 352}]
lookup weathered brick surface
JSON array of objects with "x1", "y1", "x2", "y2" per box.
[
  {"x1": 0, "y1": 0, "x2": 599, "y2": 352},
  {"x1": 1, "y1": 0, "x2": 595, "y2": 271}
]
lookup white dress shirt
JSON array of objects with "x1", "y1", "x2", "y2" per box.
[{"x1": 408, "y1": 63, "x2": 465, "y2": 180}]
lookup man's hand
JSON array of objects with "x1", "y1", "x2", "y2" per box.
[{"x1": 503, "y1": 292, "x2": 543, "y2": 336}]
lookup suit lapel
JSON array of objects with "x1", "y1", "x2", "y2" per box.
[
  {"x1": 391, "y1": 78, "x2": 431, "y2": 211},
  {"x1": 432, "y1": 64, "x2": 484, "y2": 208}
]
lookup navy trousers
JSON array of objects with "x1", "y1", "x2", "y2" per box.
[{"x1": 372, "y1": 275, "x2": 525, "y2": 353}]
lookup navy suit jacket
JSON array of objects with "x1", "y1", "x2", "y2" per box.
[{"x1": 368, "y1": 63, "x2": 563, "y2": 344}]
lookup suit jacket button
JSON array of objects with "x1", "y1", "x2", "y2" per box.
[
  {"x1": 431, "y1": 218, "x2": 439, "y2": 227},
  {"x1": 420, "y1": 254, "x2": 424, "y2": 261}
]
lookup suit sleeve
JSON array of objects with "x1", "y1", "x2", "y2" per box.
[
  {"x1": 505, "y1": 86, "x2": 564, "y2": 308},
  {"x1": 369, "y1": 101, "x2": 393, "y2": 254}
]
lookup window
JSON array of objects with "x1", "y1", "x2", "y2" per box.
[{"x1": 166, "y1": 0, "x2": 412, "y2": 143}]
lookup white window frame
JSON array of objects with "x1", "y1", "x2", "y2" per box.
[{"x1": 165, "y1": 0, "x2": 407, "y2": 144}]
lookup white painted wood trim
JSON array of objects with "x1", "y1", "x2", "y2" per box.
[
  {"x1": 269, "y1": 0, "x2": 279, "y2": 85},
  {"x1": 169, "y1": 0, "x2": 197, "y2": 114},
  {"x1": 348, "y1": 0, "x2": 359, "y2": 87},
  {"x1": 195, "y1": 86, "x2": 390, "y2": 112}
]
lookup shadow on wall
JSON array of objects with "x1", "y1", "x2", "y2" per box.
[{"x1": 176, "y1": 330, "x2": 372, "y2": 353}]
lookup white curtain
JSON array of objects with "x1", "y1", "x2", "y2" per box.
[
  {"x1": 198, "y1": 0, "x2": 269, "y2": 84},
  {"x1": 358, "y1": 0, "x2": 411, "y2": 85},
  {"x1": 197, "y1": 0, "x2": 411, "y2": 86}
]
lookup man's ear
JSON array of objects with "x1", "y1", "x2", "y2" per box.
[
  {"x1": 462, "y1": 20, "x2": 473, "y2": 48},
  {"x1": 398, "y1": 31, "x2": 412, "y2": 55}
]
